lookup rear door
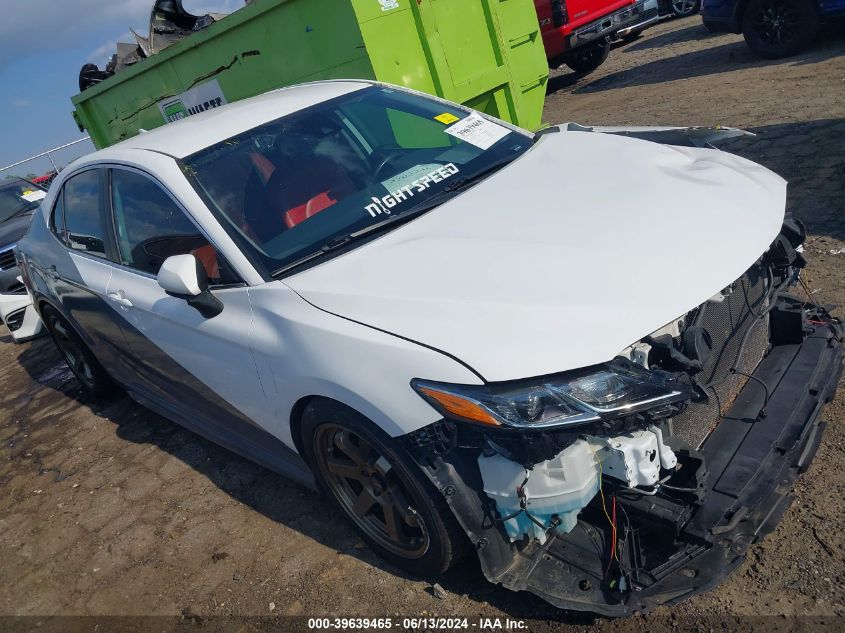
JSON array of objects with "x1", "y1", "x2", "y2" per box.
[
  {"x1": 48, "y1": 167, "x2": 129, "y2": 377},
  {"x1": 102, "y1": 165, "x2": 270, "y2": 432}
]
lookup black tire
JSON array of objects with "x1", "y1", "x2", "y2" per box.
[
  {"x1": 672, "y1": 0, "x2": 702, "y2": 16},
  {"x1": 301, "y1": 399, "x2": 466, "y2": 576},
  {"x1": 41, "y1": 306, "x2": 116, "y2": 397},
  {"x1": 742, "y1": 0, "x2": 819, "y2": 58},
  {"x1": 564, "y1": 39, "x2": 611, "y2": 75},
  {"x1": 703, "y1": 19, "x2": 722, "y2": 32}
]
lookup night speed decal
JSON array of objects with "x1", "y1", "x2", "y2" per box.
[{"x1": 365, "y1": 163, "x2": 459, "y2": 218}]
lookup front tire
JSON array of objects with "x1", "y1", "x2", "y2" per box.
[
  {"x1": 41, "y1": 306, "x2": 115, "y2": 397},
  {"x1": 564, "y1": 39, "x2": 611, "y2": 75},
  {"x1": 301, "y1": 399, "x2": 466, "y2": 576},
  {"x1": 742, "y1": 0, "x2": 819, "y2": 58}
]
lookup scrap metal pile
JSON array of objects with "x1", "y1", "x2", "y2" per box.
[{"x1": 78, "y1": 0, "x2": 248, "y2": 91}]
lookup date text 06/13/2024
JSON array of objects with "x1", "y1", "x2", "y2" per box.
[{"x1": 307, "y1": 617, "x2": 527, "y2": 630}]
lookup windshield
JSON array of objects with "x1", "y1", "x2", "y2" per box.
[
  {"x1": 182, "y1": 86, "x2": 531, "y2": 276},
  {"x1": 0, "y1": 180, "x2": 45, "y2": 223}
]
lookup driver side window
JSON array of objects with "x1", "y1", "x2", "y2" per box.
[{"x1": 109, "y1": 169, "x2": 238, "y2": 284}]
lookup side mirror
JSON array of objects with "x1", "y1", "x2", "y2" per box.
[{"x1": 158, "y1": 254, "x2": 223, "y2": 318}]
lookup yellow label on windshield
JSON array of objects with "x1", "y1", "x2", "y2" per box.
[{"x1": 434, "y1": 112, "x2": 460, "y2": 125}]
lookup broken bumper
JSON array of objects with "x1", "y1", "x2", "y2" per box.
[
  {"x1": 410, "y1": 316, "x2": 843, "y2": 616},
  {"x1": 0, "y1": 288, "x2": 44, "y2": 342},
  {"x1": 616, "y1": 0, "x2": 661, "y2": 38},
  {"x1": 568, "y1": 4, "x2": 646, "y2": 50}
]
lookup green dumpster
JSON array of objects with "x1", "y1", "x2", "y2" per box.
[{"x1": 71, "y1": 0, "x2": 549, "y2": 149}]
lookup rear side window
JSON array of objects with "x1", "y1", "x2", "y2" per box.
[
  {"x1": 63, "y1": 170, "x2": 108, "y2": 258},
  {"x1": 110, "y1": 169, "x2": 237, "y2": 283}
]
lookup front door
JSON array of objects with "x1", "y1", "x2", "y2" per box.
[{"x1": 103, "y1": 166, "x2": 270, "y2": 434}]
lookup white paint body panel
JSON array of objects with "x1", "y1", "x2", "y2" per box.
[
  {"x1": 106, "y1": 266, "x2": 270, "y2": 425},
  {"x1": 0, "y1": 288, "x2": 44, "y2": 342},
  {"x1": 286, "y1": 130, "x2": 786, "y2": 381},
  {"x1": 247, "y1": 282, "x2": 482, "y2": 444},
  {"x1": 24, "y1": 82, "x2": 788, "y2": 448}
]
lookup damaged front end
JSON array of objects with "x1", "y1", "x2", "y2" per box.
[{"x1": 404, "y1": 218, "x2": 843, "y2": 615}]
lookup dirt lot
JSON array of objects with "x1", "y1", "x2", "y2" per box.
[{"x1": 2, "y1": 15, "x2": 845, "y2": 633}]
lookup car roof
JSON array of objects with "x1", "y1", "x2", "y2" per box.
[{"x1": 95, "y1": 80, "x2": 372, "y2": 161}]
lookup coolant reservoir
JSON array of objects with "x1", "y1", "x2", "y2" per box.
[{"x1": 478, "y1": 440, "x2": 600, "y2": 544}]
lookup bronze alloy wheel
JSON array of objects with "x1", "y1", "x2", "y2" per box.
[
  {"x1": 313, "y1": 423, "x2": 430, "y2": 558},
  {"x1": 47, "y1": 314, "x2": 96, "y2": 389}
]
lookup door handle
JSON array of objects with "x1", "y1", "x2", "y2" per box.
[{"x1": 108, "y1": 291, "x2": 133, "y2": 308}]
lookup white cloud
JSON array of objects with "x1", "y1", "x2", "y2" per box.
[
  {"x1": 86, "y1": 31, "x2": 134, "y2": 65},
  {"x1": 10, "y1": 98, "x2": 31, "y2": 108}
]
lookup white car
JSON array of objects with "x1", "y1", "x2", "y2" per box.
[{"x1": 16, "y1": 81, "x2": 842, "y2": 615}]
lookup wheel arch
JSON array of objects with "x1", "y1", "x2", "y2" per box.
[
  {"x1": 734, "y1": 0, "x2": 751, "y2": 31},
  {"x1": 289, "y1": 394, "x2": 317, "y2": 458},
  {"x1": 34, "y1": 295, "x2": 64, "y2": 321},
  {"x1": 289, "y1": 393, "x2": 404, "y2": 459}
]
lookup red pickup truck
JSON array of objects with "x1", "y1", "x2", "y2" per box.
[{"x1": 534, "y1": 0, "x2": 645, "y2": 74}]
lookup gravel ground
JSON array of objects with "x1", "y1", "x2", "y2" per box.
[{"x1": 1, "y1": 15, "x2": 844, "y2": 632}]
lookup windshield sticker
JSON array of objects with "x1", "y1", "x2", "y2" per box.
[
  {"x1": 434, "y1": 112, "x2": 460, "y2": 125},
  {"x1": 380, "y1": 163, "x2": 442, "y2": 192},
  {"x1": 20, "y1": 190, "x2": 46, "y2": 202},
  {"x1": 444, "y1": 112, "x2": 510, "y2": 150},
  {"x1": 365, "y1": 163, "x2": 459, "y2": 218}
]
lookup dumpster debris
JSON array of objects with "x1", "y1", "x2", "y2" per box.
[
  {"x1": 79, "y1": 1, "x2": 240, "y2": 91},
  {"x1": 72, "y1": 0, "x2": 548, "y2": 148}
]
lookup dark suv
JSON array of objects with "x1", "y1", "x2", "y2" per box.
[
  {"x1": 702, "y1": 0, "x2": 845, "y2": 58},
  {"x1": 0, "y1": 178, "x2": 46, "y2": 293}
]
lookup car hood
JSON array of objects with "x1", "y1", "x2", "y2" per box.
[
  {"x1": 285, "y1": 130, "x2": 786, "y2": 382},
  {"x1": 0, "y1": 210, "x2": 34, "y2": 248}
]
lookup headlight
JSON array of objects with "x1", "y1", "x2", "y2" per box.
[{"x1": 412, "y1": 359, "x2": 691, "y2": 429}]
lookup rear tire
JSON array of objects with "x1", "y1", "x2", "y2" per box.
[
  {"x1": 564, "y1": 39, "x2": 611, "y2": 75},
  {"x1": 301, "y1": 399, "x2": 466, "y2": 576},
  {"x1": 742, "y1": 0, "x2": 819, "y2": 58},
  {"x1": 41, "y1": 306, "x2": 116, "y2": 397}
]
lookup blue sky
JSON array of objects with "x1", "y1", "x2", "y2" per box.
[{"x1": 0, "y1": 0, "x2": 242, "y2": 179}]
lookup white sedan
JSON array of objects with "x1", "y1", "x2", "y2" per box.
[{"x1": 16, "y1": 80, "x2": 841, "y2": 615}]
